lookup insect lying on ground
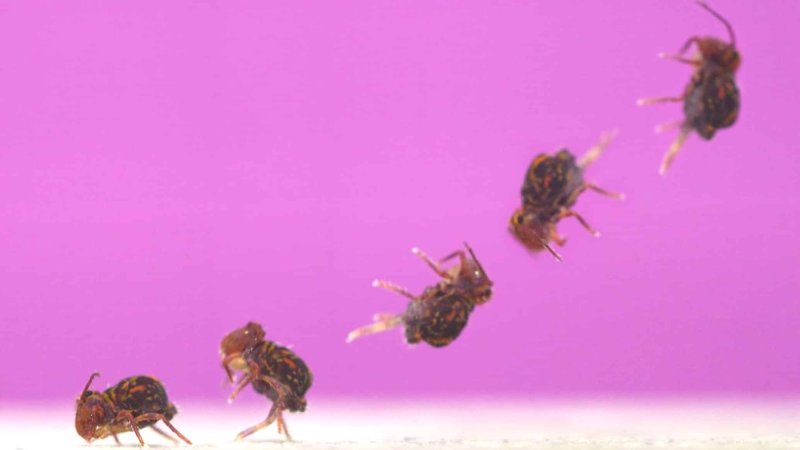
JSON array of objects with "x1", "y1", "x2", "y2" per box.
[
  {"x1": 347, "y1": 242, "x2": 493, "y2": 348},
  {"x1": 509, "y1": 130, "x2": 623, "y2": 261},
  {"x1": 74, "y1": 373, "x2": 191, "y2": 447},
  {"x1": 220, "y1": 321, "x2": 313, "y2": 441},
  {"x1": 638, "y1": 0, "x2": 740, "y2": 175}
]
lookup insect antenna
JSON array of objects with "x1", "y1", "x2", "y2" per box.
[
  {"x1": 539, "y1": 238, "x2": 563, "y2": 262},
  {"x1": 463, "y1": 242, "x2": 489, "y2": 277},
  {"x1": 696, "y1": 0, "x2": 736, "y2": 47},
  {"x1": 79, "y1": 372, "x2": 101, "y2": 398}
]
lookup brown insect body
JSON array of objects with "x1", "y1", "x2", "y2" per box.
[
  {"x1": 509, "y1": 132, "x2": 622, "y2": 261},
  {"x1": 521, "y1": 150, "x2": 585, "y2": 216},
  {"x1": 638, "y1": 1, "x2": 741, "y2": 174},
  {"x1": 403, "y1": 286, "x2": 474, "y2": 347},
  {"x1": 248, "y1": 341, "x2": 312, "y2": 412},
  {"x1": 221, "y1": 321, "x2": 313, "y2": 441},
  {"x1": 347, "y1": 243, "x2": 492, "y2": 348},
  {"x1": 683, "y1": 63, "x2": 740, "y2": 140},
  {"x1": 692, "y1": 36, "x2": 740, "y2": 73},
  {"x1": 74, "y1": 373, "x2": 191, "y2": 447}
]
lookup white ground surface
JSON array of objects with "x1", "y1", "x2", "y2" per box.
[{"x1": 3, "y1": 399, "x2": 800, "y2": 449}]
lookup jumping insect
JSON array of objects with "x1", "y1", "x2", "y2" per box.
[
  {"x1": 638, "y1": 0, "x2": 740, "y2": 175},
  {"x1": 347, "y1": 242, "x2": 493, "y2": 347},
  {"x1": 74, "y1": 373, "x2": 192, "y2": 447},
  {"x1": 220, "y1": 321, "x2": 313, "y2": 441},
  {"x1": 509, "y1": 130, "x2": 623, "y2": 261}
]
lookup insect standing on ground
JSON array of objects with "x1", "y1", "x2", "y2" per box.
[
  {"x1": 347, "y1": 242, "x2": 493, "y2": 348},
  {"x1": 220, "y1": 321, "x2": 313, "y2": 441},
  {"x1": 74, "y1": 373, "x2": 192, "y2": 447},
  {"x1": 509, "y1": 130, "x2": 623, "y2": 261},
  {"x1": 638, "y1": 0, "x2": 740, "y2": 175}
]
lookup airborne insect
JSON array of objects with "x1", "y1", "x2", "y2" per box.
[
  {"x1": 509, "y1": 130, "x2": 623, "y2": 261},
  {"x1": 220, "y1": 321, "x2": 313, "y2": 441},
  {"x1": 638, "y1": 0, "x2": 740, "y2": 174},
  {"x1": 74, "y1": 373, "x2": 192, "y2": 447},
  {"x1": 347, "y1": 242, "x2": 493, "y2": 348}
]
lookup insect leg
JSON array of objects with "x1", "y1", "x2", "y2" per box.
[
  {"x1": 655, "y1": 120, "x2": 685, "y2": 134},
  {"x1": 660, "y1": 128, "x2": 691, "y2": 175},
  {"x1": 228, "y1": 371, "x2": 256, "y2": 403},
  {"x1": 438, "y1": 250, "x2": 468, "y2": 265},
  {"x1": 276, "y1": 414, "x2": 284, "y2": 435},
  {"x1": 149, "y1": 424, "x2": 178, "y2": 444},
  {"x1": 549, "y1": 228, "x2": 567, "y2": 247},
  {"x1": 636, "y1": 96, "x2": 684, "y2": 107},
  {"x1": 374, "y1": 312, "x2": 398, "y2": 321},
  {"x1": 678, "y1": 36, "x2": 703, "y2": 55},
  {"x1": 584, "y1": 183, "x2": 625, "y2": 200},
  {"x1": 372, "y1": 279, "x2": 418, "y2": 301},
  {"x1": 276, "y1": 408, "x2": 292, "y2": 441},
  {"x1": 221, "y1": 353, "x2": 241, "y2": 384},
  {"x1": 133, "y1": 413, "x2": 192, "y2": 445},
  {"x1": 658, "y1": 52, "x2": 702, "y2": 65},
  {"x1": 236, "y1": 402, "x2": 281, "y2": 441},
  {"x1": 578, "y1": 129, "x2": 618, "y2": 169},
  {"x1": 111, "y1": 432, "x2": 121, "y2": 445},
  {"x1": 114, "y1": 410, "x2": 145, "y2": 447},
  {"x1": 346, "y1": 315, "x2": 404, "y2": 343},
  {"x1": 560, "y1": 210, "x2": 600, "y2": 237},
  {"x1": 235, "y1": 375, "x2": 291, "y2": 441},
  {"x1": 411, "y1": 247, "x2": 453, "y2": 279}
]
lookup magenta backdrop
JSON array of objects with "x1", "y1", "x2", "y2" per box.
[{"x1": 1, "y1": 1, "x2": 798, "y2": 402}]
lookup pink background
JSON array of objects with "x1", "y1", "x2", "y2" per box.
[{"x1": 1, "y1": 1, "x2": 798, "y2": 403}]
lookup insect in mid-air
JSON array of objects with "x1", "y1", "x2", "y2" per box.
[
  {"x1": 74, "y1": 373, "x2": 192, "y2": 447},
  {"x1": 509, "y1": 130, "x2": 623, "y2": 261},
  {"x1": 638, "y1": 0, "x2": 740, "y2": 175},
  {"x1": 220, "y1": 321, "x2": 313, "y2": 441},
  {"x1": 347, "y1": 242, "x2": 493, "y2": 347}
]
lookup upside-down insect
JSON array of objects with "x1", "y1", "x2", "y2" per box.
[
  {"x1": 74, "y1": 373, "x2": 192, "y2": 447},
  {"x1": 638, "y1": 0, "x2": 740, "y2": 175},
  {"x1": 509, "y1": 130, "x2": 623, "y2": 261},
  {"x1": 347, "y1": 242, "x2": 492, "y2": 348},
  {"x1": 220, "y1": 321, "x2": 313, "y2": 441}
]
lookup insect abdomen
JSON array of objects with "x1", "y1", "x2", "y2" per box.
[
  {"x1": 404, "y1": 291, "x2": 474, "y2": 348},
  {"x1": 107, "y1": 376, "x2": 171, "y2": 419},
  {"x1": 252, "y1": 342, "x2": 313, "y2": 412},
  {"x1": 522, "y1": 151, "x2": 584, "y2": 214},
  {"x1": 684, "y1": 66, "x2": 740, "y2": 140}
]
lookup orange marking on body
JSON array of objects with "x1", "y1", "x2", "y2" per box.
[
  {"x1": 129, "y1": 385, "x2": 146, "y2": 394},
  {"x1": 283, "y1": 358, "x2": 298, "y2": 370},
  {"x1": 533, "y1": 154, "x2": 548, "y2": 165}
]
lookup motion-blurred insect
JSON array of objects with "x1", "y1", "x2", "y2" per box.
[
  {"x1": 74, "y1": 373, "x2": 191, "y2": 447},
  {"x1": 347, "y1": 242, "x2": 493, "y2": 347},
  {"x1": 638, "y1": 0, "x2": 740, "y2": 175},
  {"x1": 509, "y1": 130, "x2": 623, "y2": 261},
  {"x1": 220, "y1": 321, "x2": 313, "y2": 441}
]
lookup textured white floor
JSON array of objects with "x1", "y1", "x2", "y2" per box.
[{"x1": 4, "y1": 399, "x2": 800, "y2": 449}]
